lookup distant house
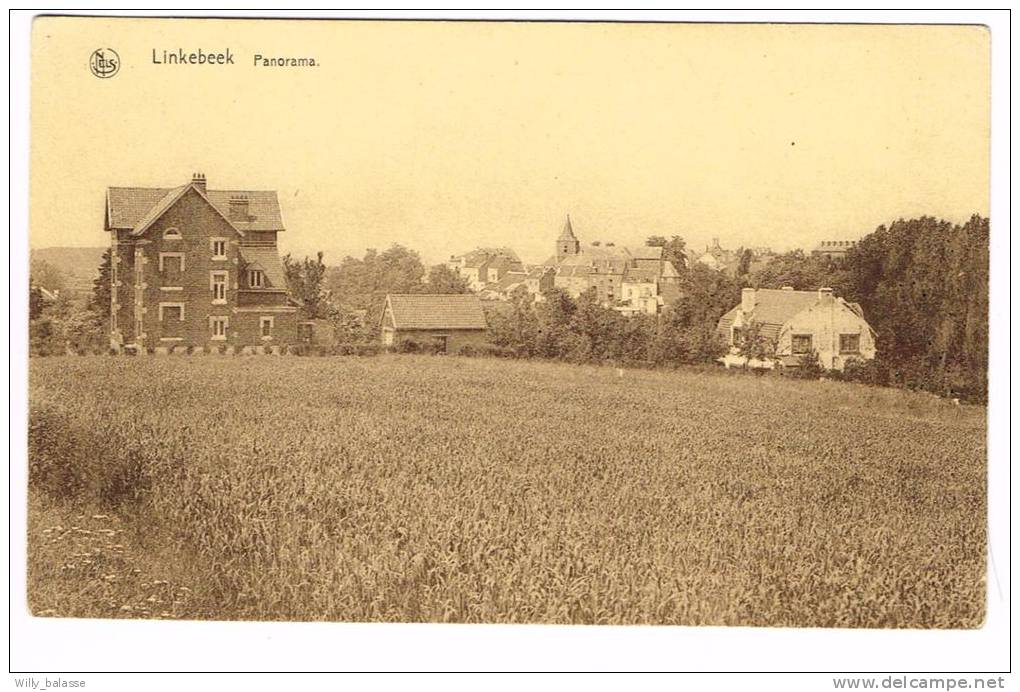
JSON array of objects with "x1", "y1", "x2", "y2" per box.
[
  {"x1": 448, "y1": 247, "x2": 525, "y2": 291},
  {"x1": 696, "y1": 237, "x2": 739, "y2": 274},
  {"x1": 105, "y1": 173, "x2": 299, "y2": 351},
  {"x1": 811, "y1": 240, "x2": 858, "y2": 261},
  {"x1": 380, "y1": 294, "x2": 489, "y2": 353},
  {"x1": 716, "y1": 286, "x2": 876, "y2": 371},
  {"x1": 540, "y1": 216, "x2": 681, "y2": 313}
]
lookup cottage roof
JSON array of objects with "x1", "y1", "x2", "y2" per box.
[
  {"x1": 239, "y1": 247, "x2": 288, "y2": 290},
  {"x1": 107, "y1": 185, "x2": 285, "y2": 233},
  {"x1": 717, "y1": 288, "x2": 832, "y2": 340},
  {"x1": 385, "y1": 294, "x2": 488, "y2": 330}
]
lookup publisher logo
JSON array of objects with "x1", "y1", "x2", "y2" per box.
[{"x1": 89, "y1": 48, "x2": 120, "y2": 78}]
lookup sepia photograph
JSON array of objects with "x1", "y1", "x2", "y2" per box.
[{"x1": 11, "y1": 10, "x2": 1009, "y2": 680}]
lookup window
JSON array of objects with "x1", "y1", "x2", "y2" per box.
[
  {"x1": 791, "y1": 334, "x2": 813, "y2": 355},
  {"x1": 211, "y1": 271, "x2": 228, "y2": 304},
  {"x1": 159, "y1": 303, "x2": 185, "y2": 322},
  {"x1": 210, "y1": 316, "x2": 228, "y2": 340},
  {"x1": 840, "y1": 333, "x2": 861, "y2": 354},
  {"x1": 163, "y1": 227, "x2": 182, "y2": 240},
  {"x1": 211, "y1": 238, "x2": 227, "y2": 260},
  {"x1": 260, "y1": 316, "x2": 274, "y2": 339},
  {"x1": 159, "y1": 252, "x2": 185, "y2": 273},
  {"x1": 249, "y1": 269, "x2": 265, "y2": 289}
]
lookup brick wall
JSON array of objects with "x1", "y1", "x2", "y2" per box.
[
  {"x1": 393, "y1": 329, "x2": 490, "y2": 353},
  {"x1": 110, "y1": 188, "x2": 297, "y2": 349}
]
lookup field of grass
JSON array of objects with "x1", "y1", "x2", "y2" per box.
[{"x1": 27, "y1": 354, "x2": 986, "y2": 627}]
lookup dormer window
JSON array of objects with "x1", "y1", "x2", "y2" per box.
[
  {"x1": 163, "y1": 227, "x2": 182, "y2": 240},
  {"x1": 248, "y1": 269, "x2": 264, "y2": 289}
]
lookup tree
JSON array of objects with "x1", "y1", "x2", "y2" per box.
[
  {"x1": 422, "y1": 264, "x2": 471, "y2": 294},
  {"x1": 748, "y1": 249, "x2": 845, "y2": 292},
  {"x1": 840, "y1": 215, "x2": 989, "y2": 400},
  {"x1": 87, "y1": 248, "x2": 112, "y2": 326},
  {"x1": 324, "y1": 244, "x2": 428, "y2": 331},
  {"x1": 29, "y1": 287, "x2": 45, "y2": 321},
  {"x1": 283, "y1": 251, "x2": 330, "y2": 319},
  {"x1": 735, "y1": 319, "x2": 776, "y2": 368},
  {"x1": 29, "y1": 259, "x2": 65, "y2": 294},
  {"x1": 661, "y1": 235, "x2": 688, "y2": 272},
  {"x1": 736, "y1": 248, "x2": 754, "y2": 278}
]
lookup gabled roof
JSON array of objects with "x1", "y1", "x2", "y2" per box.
[
  {"x1": 661, "y1": 260, "x2": 681, "y2": 279},
  {"x1": 743, "y1": 288, "x2": 821, "y2": 327},
  {"x1": 631, "y1": 246, "x2": 664, "y2": 260},
  {"x1": 385, "y1": 294, "x2": 487, "y2": 330},
  {"x1": 557, "y1": 265, "x2": 592, "y2": 278},
  {"x1": 622, "y1": 266, "x2": 660, "y2": 283},
  {"x1": 717, "y1": 288, "x2": 843, "y2": 341},
  {"x1": 107, "y1": 184, "x2": 285, "y2": 234},
  {"x1": 239, "y1": 247, "x2": 288, "y2": 291},
  {"x1": 492, "y1": 271, "x2": 528, "y2": 291}
]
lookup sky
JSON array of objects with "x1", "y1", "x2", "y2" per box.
[{"x1": 30, "y1": 18, "x2": 989, "y2": 266}]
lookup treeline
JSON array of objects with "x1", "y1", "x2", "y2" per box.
[
  {"x1": 31, "y1": 214, "x2": 989, "y2": 402},
  {"x1": 485, "y1": 263, "x2": 739, "y2": 367},
  {"x1": 29, "y1": 249, "x2": 111, "y2": 355},
  {"x1": 284, "y1": 245, "x2": 472, "y2": 340},
  {"x1": 838, "y1": 215, "x2": 989, "y2": 401}
]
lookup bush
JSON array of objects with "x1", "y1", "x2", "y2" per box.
[
  {"x1": 843, "y1": 359, "x2": 891, "y2": 387},
  {"x1": 354, "y1": 342, "x2": 381, "y2": 357}
]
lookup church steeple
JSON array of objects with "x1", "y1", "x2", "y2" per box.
[{"x1": 556, "y1": 214, "x2": 580, "y2": 260}]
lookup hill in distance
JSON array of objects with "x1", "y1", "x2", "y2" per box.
[{"x1": 31, "y1": 246, "x2": 107, "y2": 292}]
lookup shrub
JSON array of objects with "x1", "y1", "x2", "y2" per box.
[
  {"x1": 844, "y1": 359, "x2": 891, "y2": 387},
  {"x1": 354, "y1": 342, "x2": 381, "y2": 357}
]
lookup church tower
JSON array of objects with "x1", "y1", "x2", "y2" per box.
[{"x1": 556, "y1": 215, "x2": 581, "y2": 261}]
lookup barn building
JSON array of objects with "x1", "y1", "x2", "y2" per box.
[
  {"x1": 716, "y1": 286, "x2": 876, "y2": 371},
  {"x1": 105, "y1": 173, "x2": 299, "y2": 351},
  {"x1": 381, "y1": 294, "x2": 489, "y2": 353}
]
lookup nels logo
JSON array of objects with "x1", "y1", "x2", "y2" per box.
[{"x1": 89, "y1": 48, "x2": 120, "y2": 78}]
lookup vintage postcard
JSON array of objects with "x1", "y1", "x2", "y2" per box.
[{"x1": 25, "y1": 15, "x2": 992, "y2": 642}]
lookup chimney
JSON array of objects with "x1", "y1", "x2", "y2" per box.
[
  {"x1": 818, "y1": 287, "x2": 834, "y2": 303},
  {"x1": 741, "y1": 287, "x2": 756, "y2": 313},
  {"x1": 228, "y1": 194, "x2": 250, "y2": 222},
  {"x1": 191, "y1": 172, "x2": 206, "y2": 192}
]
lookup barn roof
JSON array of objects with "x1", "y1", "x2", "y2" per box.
[
  {"x1": 107, "y1": 183, "x2": 285, "y2": 233},
  {"x1": 385, "y1": 294, "x2": 488, "y2": 330}
]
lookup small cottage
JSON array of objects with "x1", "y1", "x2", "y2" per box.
[
  {"x1": 380, "y1": 294, "x2": 489, "y2": 353},
  {"x1": 717, "y1": 286, "x2": 876, "y2": 371}
]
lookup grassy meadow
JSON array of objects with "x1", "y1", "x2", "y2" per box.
[{"x1": 27, "y1": 354, "x2": 986, "y2": 627}]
